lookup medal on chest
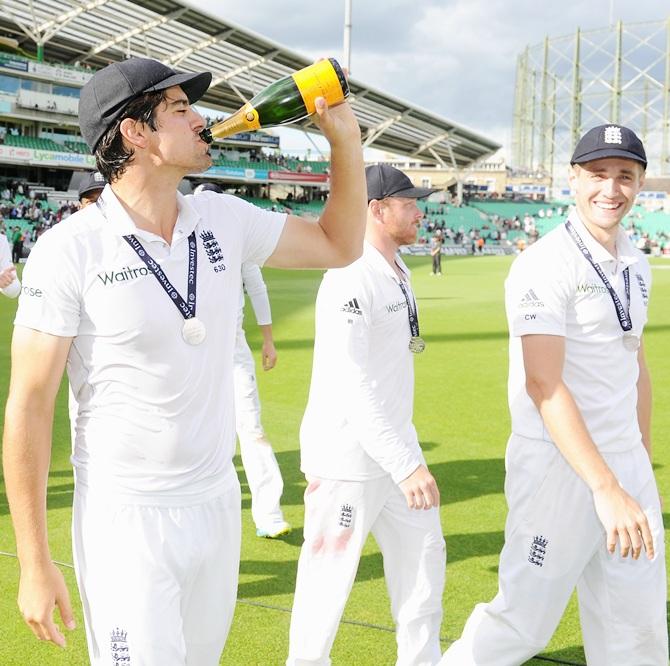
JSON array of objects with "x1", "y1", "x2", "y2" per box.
[
  {"x1": 396, "y1": 272, "x2": 425, "y2": 354},
  {"x1": 182, "y1": 316, "x2": 207, "y2": 346},
  {"x1": 123, "y1": 231, "x2": 206, "y2": 346},
  {"x1": 565, "y1": 220, "x2": 640, "y2": 353}
]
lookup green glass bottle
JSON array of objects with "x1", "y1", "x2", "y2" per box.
[{"x1": 200, "y1": 58, "x2": 348, "y2": 143}]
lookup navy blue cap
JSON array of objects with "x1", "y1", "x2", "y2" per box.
[
  {"x1": 78, "y1": 171, "x2": 106, "y2": 199},
  {"x1": 79, "y1": 57, "x2": 212, "y2": 152},
  {"x1": 366, "y1": 164, "x2": 436, "y2": 202},
  {"x1": 571, "y1": 124, "x2": 647, "y2": 169}
]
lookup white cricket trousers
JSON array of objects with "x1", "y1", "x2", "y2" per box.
[
  {"x1": 287, "y1": 475, "x2": 446, "y2": 666},
  {"x1": 72, "y1": 481, "x2": 242, "y2": 666},
  {"x1": 234, "y1": 329, "x2": 286, "y2": 530},
  {"x1": 440, "y1": 435, "x2": 668, "y2": 666}
]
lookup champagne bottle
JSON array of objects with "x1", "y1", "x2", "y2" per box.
[{"x1": 200, "y1": 58, "x2": 348, "y2": 144}]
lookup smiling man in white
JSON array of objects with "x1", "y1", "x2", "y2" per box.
[{"x1": 441, "y1": 125, "x2": 667, "y2": 665}]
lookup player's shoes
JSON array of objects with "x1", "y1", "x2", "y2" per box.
[{"x1": 256, "y1": 521, "x2": 291, "y2": 539}]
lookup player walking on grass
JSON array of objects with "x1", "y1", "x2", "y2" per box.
[
  {"x1": 287, "y1": 164, "x2": 446, "y2": 666},
  {"x1": 2, "y1": 57, "x2": 366, "y2": 665},
  {"x1": 441, "y1": 125, "x2": 667, "y2": 665},
  {"x1": 235, "y1": 260, "x2": 291, "y2": 539},
  {"x1": 195, "y1": 183, "x2": 291, "y2": 540}
]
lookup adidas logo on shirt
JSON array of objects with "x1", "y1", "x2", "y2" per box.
[
  {"x1": 342, "y1": 298, "x2": 362, "y2": 315},
  {"x1": 519, "y1": 289, "x2": 544, "y2": 308}
]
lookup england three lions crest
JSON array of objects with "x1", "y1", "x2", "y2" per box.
[
  {"x1": 110, "y1": 627, "x2": 130, "y2": 664},
  {"x1": 199, "y1": 230, "x2": 226, "y2": 273}
]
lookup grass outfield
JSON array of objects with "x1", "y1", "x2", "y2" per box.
[{"x1": 0, "y1": 253, "x2": 668, "y2": 665}]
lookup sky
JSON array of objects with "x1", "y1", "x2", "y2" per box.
[{"x1": 187, "y1": 0, "x2": 668, "y2": 161}]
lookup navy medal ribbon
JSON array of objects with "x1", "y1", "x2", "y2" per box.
[
  {"x1": 564, "y1": 220, "x2": 631, "y2": 332},
  {"x1": 123, "y1": 232, "x2": 206, "y2": 345},
  {"x1": 397, "y1": 276, "x2": 425, "y2": 353},
  {"x1": 123, "y1": 232, "x2": 198, "y2": 320}
]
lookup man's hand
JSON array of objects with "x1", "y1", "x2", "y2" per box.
[
  {"x1": 18, "y1": 561, "x2": 76, "y2": 647},
  {"x1": 313, "y1": 96, "x2": 361, "y2": 148},
  {"x1": 399, "y1": 465, "x2": 440, "y2": 510},
  {"x1": 592, "y1": 481, "x2": 654, "y2": 560},
  {"x1": 0, "y1": 265, "x2": 16, "y2": 288},
  {"x1": 261, "y1": 339, "x2": 277, "y2": 371}
]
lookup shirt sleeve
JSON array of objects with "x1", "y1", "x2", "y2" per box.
[
  {"x1": 13, "y1": 228, "x2": 81, "y2": 337},
  {"x1": 505, "y1": 248, "x2": 569, "y2": 338},
  {"x1": 226, "y1": 196, "x2": 286, "y2": 267},
  {"x1": 317, "y1": 270, "x2": 423, "y2": 483},
  {"x1": 241, "y1": 262, "x2": 271, "y2": 326}
]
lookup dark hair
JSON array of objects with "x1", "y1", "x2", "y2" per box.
[{"x1": 95, "y1": 90, "x2": 168, "y2": 182}]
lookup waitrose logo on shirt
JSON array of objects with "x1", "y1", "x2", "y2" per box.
[
  {"x1": 97, "y1": 266, "x2": 150, "y2": 285},
  {"x1": 385, "y1": 300, "x2": 408, "y2": 313},
  {"x1": 576, "y1": 282, "x2": 608, "y2": 295}
]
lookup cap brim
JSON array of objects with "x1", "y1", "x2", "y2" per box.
[
  {"x1": 147, "y1": 71, "x2": 212, "y2": 104},
  {"x1": 571, "y1": 148, "x2": 647, "y2": 167},
  {"x1": 389, "y1": 186, "x2": 438, "y2": 199}
]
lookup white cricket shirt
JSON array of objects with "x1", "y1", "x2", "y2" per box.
[
  {"x1": 300, "y1": 241, "x2": 424, "y2": 483},
  {"x1": 15, "y1": 186, "x2": 285, "y2": 503},
  {"x1": 505, "y1": 211, "x2": 651, "y2": 453}
]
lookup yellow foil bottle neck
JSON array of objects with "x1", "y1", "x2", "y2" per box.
[{"x1": 208, "y1": 102, "x2": 261, "y2": 140}]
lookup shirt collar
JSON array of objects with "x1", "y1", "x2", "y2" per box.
[
  {"x1": 95, "y1": 185, "x2": 201, "y2": 243},
  {"x1": 568, "y1": 211, "x2": 639, "y2": 268},
  {"x1": 614, "y1": 225, "x2": 639, "y2": 268},
  {"x1": 363, "y1": 240, "x2": 411, "y2": 281}
]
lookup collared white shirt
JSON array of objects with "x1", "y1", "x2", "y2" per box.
[
  {"x1": 300, "y1": 241, "x2": 424, "y2": 483},
  {"x1": 505, "y1": 211, "x2": 651, "y2": 452},
  {"x1": 15, "y1": 185, "x2": 285, "y2": 503}
]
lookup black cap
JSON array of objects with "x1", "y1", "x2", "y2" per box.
[
  {"x1": 571, "y1": 124, "x2": 647, "y2": 169},
  {"x1": 79, "y1": 57, "x2": 212, "y2": 152},
  {"x1": 194, "y1": 182, "x2": 223, "y2": 194},
  {"x1": 78, "y1": 171, "x2": 106, "y2": 200},
  {"x1": 366, "y1": 164, "x2": 437, "y2": 201}
]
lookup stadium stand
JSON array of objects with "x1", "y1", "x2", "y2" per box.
[
  {"x1": 4, "y1": 135, "x2": 71, "y2": 152},
  {"x1": 469, "y1": 200, "x2": 549, "y2": 218},
  {"x1": 238, "y1": 196, "x2": 279, "y2": 211},
  {"x1": 64, "y1": 140, "x2": 90, "y2": 154},
  {"x1": 277, "y1": 199, "x2": 325, "y2": 216},
  {"x1": 212, "y1": 156, "x2": 330, "y2": 174}
]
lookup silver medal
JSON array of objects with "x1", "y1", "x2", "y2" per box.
[
  {"x1": 622, "y1": 332, "x2": 639, "y2": 352},
  {"x1": 408, "y1": 336, "x2": 426, "y2": 354},
  {"x1": 182, "y1": 317, "x2": 207, "y2": 346}
]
